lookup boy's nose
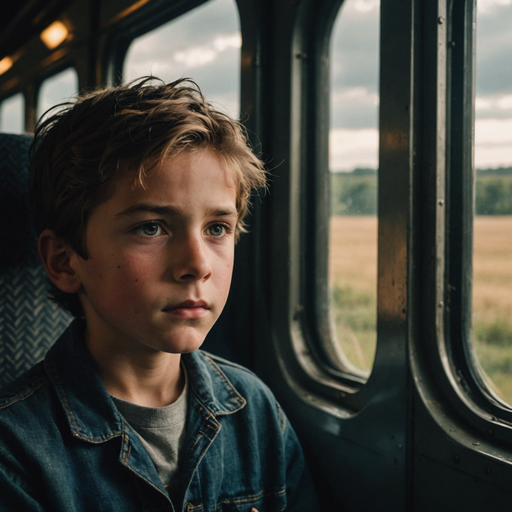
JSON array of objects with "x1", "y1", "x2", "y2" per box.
[{"x1": 172, "y1": 235, "x2": 212, "y2": 282}]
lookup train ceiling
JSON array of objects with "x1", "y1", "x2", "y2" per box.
[{"x1": 0, "y1": 0, "x2": 73, "y2": 60}]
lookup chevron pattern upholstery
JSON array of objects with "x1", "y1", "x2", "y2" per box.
[{"x1": 0, "y1": 133, "x2": 71, "y2": 389}]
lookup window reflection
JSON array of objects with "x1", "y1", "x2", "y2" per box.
[
  {"x1": 473, "y1": 0, "x2": 512, "y2": 405},
  {"x1": 123, "y1": 0, "x2": 240, "y2": 118},
  {"x1": 329, "y1": 0, "x2": 380, "y2": 374}
]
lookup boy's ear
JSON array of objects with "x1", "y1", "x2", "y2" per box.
[{"x1": 38, "y1": 229, "x2": 83, "y2": 294}]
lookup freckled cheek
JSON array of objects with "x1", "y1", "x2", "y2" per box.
[
  {"x1": 214, "y1": 254, "x2": 235, "y2": 298},
  {"x1": 115, "y1": 260, "x2": 152, "y2": 293},
  {"x1": 92, "y1": 256, "x2": 149, "y2": 299}
]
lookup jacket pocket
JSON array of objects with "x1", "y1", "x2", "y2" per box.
[{"x1": 217, "y1": 489, "x2": 287, "y2": 512}]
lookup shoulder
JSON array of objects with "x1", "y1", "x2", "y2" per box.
[
  {"x1": 0, "y1": 362, "x2": 57, "y2": 442},
  {"x1": 0, "y1": 362, "x2": 49, "y2": 411}
]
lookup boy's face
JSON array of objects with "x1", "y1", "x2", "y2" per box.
[{"x1": 69, "y1": 149, "x2": 237, "y2": 356}]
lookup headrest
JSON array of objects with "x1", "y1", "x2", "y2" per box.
[{"x1": 0, "y1": 133, "x2": 71, "y2": 389}]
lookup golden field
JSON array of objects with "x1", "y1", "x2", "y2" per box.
[{"x1": 329, "y1": 215, "x2": 512, "y2": 404}]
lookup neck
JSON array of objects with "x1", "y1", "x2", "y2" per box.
[{"x1": 85, "y1": 327, "x2": 184, "y2": 408}]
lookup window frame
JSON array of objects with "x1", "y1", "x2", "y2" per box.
[
  {"x1": 446, "y1": 0, "x2": 512, "y2": 429},
  {"x1": 250, "y1": 1, "x2": 412, "y2": 506},
  {"x1": 319, "y1": 0, "x2": 382, "y2": 384},
  {"x1": 284, "y1": 0, "x2": 374, "y2": 402},
  {"x1": 410, "y1": 0, "x2": 512, "y2": 468},
  {"x1": 255, "y1": 0, "x2": 413, "y2": 418},
  {"x1": 300, "y1": 0, "x2": 373, "y2": 389}
]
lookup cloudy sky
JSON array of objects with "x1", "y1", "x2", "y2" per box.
[
  {"x1": 474, "y1": 0, "x2": 512, "y2": 169},
  {"x1": 330, "y1": 0, "x2": 512, "y2": 171},
  {"x1": 329, "y1": 0, "x2": 380, "y2": 171},
  {"x1": 0, "y1": 0, "x2": 510, "y2": 171},
  {"x1": 123, "y1": 0, "x2": 241, "y2": 117}
]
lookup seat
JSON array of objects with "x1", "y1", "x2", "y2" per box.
[{"x1": 0, "y1": 133, "x2": 71, "y2": 389}]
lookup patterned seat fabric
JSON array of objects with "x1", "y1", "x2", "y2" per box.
[{"x1": 0, "y1": 133, "x2": 71, "y2": 389}]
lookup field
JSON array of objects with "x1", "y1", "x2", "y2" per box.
[{"x1": 329, "y1": 215, "x2": 512, "y2": 404}]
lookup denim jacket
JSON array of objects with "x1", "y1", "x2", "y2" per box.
[{"x1": 0, "y1": 321, "x2": 319, "y2": 512}]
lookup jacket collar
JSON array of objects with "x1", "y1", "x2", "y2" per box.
[
  {"x1": 44, "y1": 320, "x2": 246, "y2": 443},
  {"x1": 183, "y1": 351, "x2": 246, "y2": 416}
]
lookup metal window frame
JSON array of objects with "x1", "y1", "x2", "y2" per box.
[
  {"x1": 412, "y1": 0, "x2": 512, "y2": 450},
  {"x1": 249, "y1": 0, "x2": 411, "y2": 507},
  {"x1": 446, "y1": 0, "x2": 512, "y2": 423},
  {"x1": 410, "y1": 2, "x2": 512, "y2": 504}
]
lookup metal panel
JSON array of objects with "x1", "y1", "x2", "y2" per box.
[{"x1": 248, "y1": 0, "x2": 414, "y2": 508}]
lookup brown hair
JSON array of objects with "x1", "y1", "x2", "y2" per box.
[{"x1": 29, "y1": 76, "x2": 267, "y2": 316}]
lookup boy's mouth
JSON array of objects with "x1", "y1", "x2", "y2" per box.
[{"x1": 163, "y1": 300, "x2": 209, "y2": 319}]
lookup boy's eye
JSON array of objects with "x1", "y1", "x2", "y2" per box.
[
  {"x1": 135, "y1": 222, "x2": 163, "y2": 237},
  {"x1": 208, "y1": 224, "x2": 228, "y2": 237}
]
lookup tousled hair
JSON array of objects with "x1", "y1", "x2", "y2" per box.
[{"x1": 29, "y1": 76, "x2": 267, "y2": 316}]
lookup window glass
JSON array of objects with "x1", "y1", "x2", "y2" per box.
[
  {"x1": 0, "y1": 93, "x2": 25, "y2": 134},
  {"x1": 123, "y1": 0, "x2": 240, "y2": 118},
  {"x1": 329, "y1": 0, "x2": 380, "y2": 374},
  {"x1": 473, "y1": 0, "x2": 512, "y2": 405},
  {"x1": 37, "y1": 68, "x2": 79, "y2": 120}
]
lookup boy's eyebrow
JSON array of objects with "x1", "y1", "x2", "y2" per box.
[{"x1": 115, "y1": 202, "x2": 238, "y2": 219}]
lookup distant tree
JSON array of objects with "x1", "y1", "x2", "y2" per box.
[
  {"x1": 352, "y1": 167, "x2": 377, "y2": 176},
  {"x1": 476, "y1": 177, "x2": 512, "y2": 215},
  {"x1": 330, "y1": 173, "x2": 377, "y2": 215},
  {"x1": 477, "y1": 167, "x2": 512, "y2": 176},
  {"x1": 330, "y1": 169, "x2": 512, "y2": 216}
]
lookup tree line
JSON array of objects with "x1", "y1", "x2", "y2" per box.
[{"x1": 331, "y1": 167, "x2": 512, "y2": 215}]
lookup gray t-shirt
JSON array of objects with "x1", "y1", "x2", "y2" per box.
[{"x1": 111, "y1": 368, "x2": 188, "y2": 504}]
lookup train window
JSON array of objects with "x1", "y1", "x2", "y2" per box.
[
  {"x1": 0, "y1": 93, "x2": 25, "y2": 134},
  {"x1": 36, "y1": 67, "x2": 79, "y2": 120},
  {"x1": 123, "y1": 0, "x2": 241, "y2": 118},
  {"x1": 472, "y1": 0, "x2": 512, "y2": 406},
  {"x1": 329, "y1": 0, "x2": 380, "y2": 375}
]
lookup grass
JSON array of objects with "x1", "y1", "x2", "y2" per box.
[
  {"x1": 329, "y1": 215, "x2": 512, "y2": 405},
  {"x1": 331, "y1": 284, "x2": 376, "y2": 370},
  {"x1": 329, "y1": 216, "x2": 378, "y2": 373}
]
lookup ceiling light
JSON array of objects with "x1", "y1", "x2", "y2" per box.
[
  {"x1": 0, "y1": 56, "x2": 13, "y2": 75},
  {"x1": 40, "y1": 21, "x2": 69, "y2": 50}
]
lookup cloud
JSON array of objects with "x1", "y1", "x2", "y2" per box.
[
  {"x1": 330, "y1": 0, "x2": 379, "y2": 93},
  {"x1": 328, "y1": 118, "x2": 512, "y2": 172},
  {"x1": 329, "y1": 2, "x2": 379, "y2": 130},
  {"x1": 476, "y1": 119, "x2": 512, "y2": 145},
  {"x1": 330, "y1": 128, "x2": 378, "y2": 171},
  {"x1": 353, "y1": 0, "x2": 380, "y2": 12},
  {"x1": 174, "y1": 34, "x2": 241, "y2": 69},
  {"x1": 476, "y1": 95, "x2": 512, "y2": 111},
  {"x1": 475, "y1": 1, "x2": 512, "y2": 95},
  {"x1": 476, "y1": 94, "x2": 512, "y2": 120},
  {"x1": 475, "y1": 119, "x2": 512, "y2": 168},
  {"x1": 478, "y1": 0, "x2": 511, "y2": 14},
  {"x1": 331, "y1": 86, "x2": 379, "y2": 129},
  {"x1": 123, "y1": 0, "x2": 241, "y2": 117}
]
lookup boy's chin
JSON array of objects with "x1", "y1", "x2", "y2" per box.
[{"x1": 157, "y1": 332, "x2": 208, "y2": 355}]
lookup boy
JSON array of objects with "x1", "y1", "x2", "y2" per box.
[{"x1": 0, "y1": 77, "x2": 319, "y2": 512}]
